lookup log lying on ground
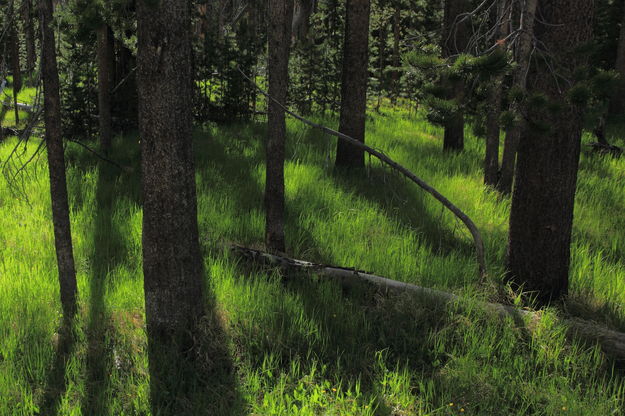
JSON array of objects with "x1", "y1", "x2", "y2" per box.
[
  {"x1": 238, "y1": 68, "x2": 487, "y2": 279},
  {"x1": 231, "y1": 244, "x2": 625, "y2": 361}
]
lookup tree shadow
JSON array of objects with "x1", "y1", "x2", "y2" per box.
[
  {"x1": 38, "y1": 318, "x2": 78, "y2": 415},
  {"x1": 80, "y1": 159, "x2": 136, "y2": 415}
]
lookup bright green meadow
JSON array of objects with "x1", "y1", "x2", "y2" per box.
[{"x1": 1, "y1": 105, "x2": 624, "y2": 415}]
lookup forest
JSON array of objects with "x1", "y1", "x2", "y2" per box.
[{"x1": 1, "y1": 0, "x2": 625, "y2": 414}]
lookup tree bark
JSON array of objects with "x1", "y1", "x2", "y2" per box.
[
  {"x1": 291, "y1": 0, "x2": 313, "y2": 44},
  {"x1": 40, "y1": 0, "x2": 78, "y2": 318},
  {"x1": 137, "y1": 0, "x2": 206, "y2": 339},
  {"x1": 97, "y1": 23, "x2": 114, "y2": 154},
  {"x1": 441, "y1": 0, "x2": 471, "y2": 152},
  {"x1": 507, "y1": 0, "x2": 594, "y2": 304},
  {"x1": 610, "y1": 3, "x2": 625, "y2": 115},
  {"x1": 266, "y1": 0, "x2": 294, "y2": 253},
  {"x1": 391, "y1": 5, "x2": 400, "y2": 102},
  {"x1": 484, "y1": 1, "x2": 510, "y2": 187},
  {"x1": 335, "y1": 0, "x2": 371, "y2": 169},
  {"x1": 23, "y1": 0, "x2": 36, "y2": 72},
  {"x1": 497, "y1": 0, "x2": 538, "y2": 195},
  {"x1": 10, "y1": 0, "x2": 22, "y2": 125}
]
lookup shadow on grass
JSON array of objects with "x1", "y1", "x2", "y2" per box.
[
  {"x1": 81, "y1": 159, "x2": 138, "y2": 415},
  {"x1": 146, "y1": 295, "x2": 245, "y2": 416},
  {"x1": 38, "y1": 319, "x2": 78, "y2": 415}
]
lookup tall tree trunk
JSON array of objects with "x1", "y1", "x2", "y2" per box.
[
  {"x1": 10, "y1": 0, "x2": 22, "y2": 125},
  {"x1": 609, "y1": 3, "x2": 625, "y2": 115},
  {"x1": 265, "y1": 0, "x2": 294, "y2": 253},
  {"x1": 292, "y1": 0, "x2": 313, "y2": 44},
  {"x1": 23, "y1": 0, "x2": 36, "y2": 72},
  {"x1": 484, "y1": 0, "x2": 510, "y2": 187},
  {"x1": 137, "y1": 0, "x2": 205, "y2": 340},
  {"x1": 497, "y1": 0, "x2": 538, "y2": 194},
  {"x1": 97, "y1": 23, "x2": 114, "y2": 154},
  {"x1": 506, "y1": 0, "x2": 594, "y2": 304},
  {"x1": 441, "y1": 0, "x2": 470, "y2": 152},
  {"x1": 376, "y1": 18, "x2": 388, "y2": 111},
  {"x1": 335, "y1": 0, "x2": 371, "y2": 169},
  {"x1": 40, "y1": 0, "x2": 78, "y2": 318},
  {"x1": 391, "y1": 6, "x2": 400, "y2": 103}
]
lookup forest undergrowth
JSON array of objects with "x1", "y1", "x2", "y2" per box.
[{"x1": 1, "y1": 104, "x2": 624, "y2": 415}]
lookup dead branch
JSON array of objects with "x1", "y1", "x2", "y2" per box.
[{"x1": 238, "y1": 68, "x2": 487, "y2": 278}]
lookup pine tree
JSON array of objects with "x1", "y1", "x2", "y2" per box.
[
  {"x1": 507, "y1": 0, "x2": 595, "y2": 303},
  {"x1": 335, "y1": 0, "x2": 371, "y2": 169},
  {"x1": 265, "y1": 0, "x2": 293, "y2": 252}
]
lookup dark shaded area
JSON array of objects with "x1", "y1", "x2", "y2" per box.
[{"x1": 38, "y1": 320, "x2": 77, "y2": 415}]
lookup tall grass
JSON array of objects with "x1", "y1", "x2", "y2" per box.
[{"x1": 0, "y1": 106, "x2": 624, "y2": 414}]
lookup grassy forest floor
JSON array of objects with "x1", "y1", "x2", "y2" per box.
[{"x1": 1, "y1": 101, "x2": 625, "y2": 414}]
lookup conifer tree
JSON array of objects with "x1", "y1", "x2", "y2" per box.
[
  {"x1": 335, "y1": 0, "x2": 371, "y2": 168},
  {"x1": 507, "y1": 0, "x2": 595, "y2": 303}
]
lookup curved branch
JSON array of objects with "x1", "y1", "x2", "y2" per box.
[{"x1": 238, "y1": 68, "x2": 487, "y2": 278}]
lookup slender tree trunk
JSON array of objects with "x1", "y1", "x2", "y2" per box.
[
  {"x1": 391, "y1": 6, "x2": 400, "y2": 103},
  {"x1": 335, "y1": 0, "x2": 371, "y2": 169},
  {"x1": 441, "y1": 0, "x2": 470, "y2": 152},
  {"x1": 497, "y1": 0, "x2": 538, "y2": 194},
  {"x1": 137, "y1": 0, "x2": 205, "y2": 340},
  {"x1": 10, "y1": 0, "x2": 22, "y2": 125},
  {"x1": 376, "y1": 18, "x2": 388, "y2": 111},
  {"x1": 484, "y1": 1, "x2": 510, "y2": 187},
  {"x1": 23, "y1": 0, "x2": 36, "y2": 72},
  {"x1": 97, "y1": 23, "x2": 114, "y2": 154},
  {"x1": 40, "y1": 0, "x2": 78, "y2": 318},
  {"x1": 507, "y1": 0, "x2": 594, "y2": 304},
  {"x1": 610, "y1": 3, "x2": 625, "y2": 115},
  {"x1": 292, "y1": 0, "x2": 313, "y2": 44},
  {"x1": 265, "y1": 0, "x2": 294, "y2": 252}
]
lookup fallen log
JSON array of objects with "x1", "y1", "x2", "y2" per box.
[
  {"x1": 231, "y1": 244, "x2": 625, "y2": 361},
  {"x1": 238, "y1": 68, "x2": 487, "y2": 279}
]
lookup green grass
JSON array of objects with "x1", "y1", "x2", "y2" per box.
[{"x1": 0, "y1": 107, "x2": 624, "y2": 415}]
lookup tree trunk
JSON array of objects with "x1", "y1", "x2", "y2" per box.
[
  {"x1": 507, "y1": 0, "x2": 594, "y2": 304},
  {"x1": 441, "y1": 0, "x2": 471, "y2": 152},
  {"x1": 391, "y1": 6, "x2": 400, "y2": 103},
  {"x1": 10, "y1": 0, "x2": 22, "y2": 125},
  {"x1": 97, "y1": 23, "x2": 114, "y2": 154},
  {"x1": 484, "y1": 1, "x2": 510, "y2": 187},
  {"x1": 40, "y1": 0, "x2": 78, "y2": 319},
  {"x1": 137, "y1": 0, "x2": 205, "y2": 339},
  {"x1": 376, "y1": 18, "x2": 388, "y2": 111},
  {"x1": 23, "y1": 0, "x2": 36, "y2": 72},
  {"x1": 497, "y1": 0, "x2": 538, "y2": 195},
  {"x1": 291, "y1": 0, "x2": 313, "y2": 44},
  {"x1": 609, "y1": 3, "x2": 625, "y2": 115},
  {"x1": 266, "y1": 0, "x2": 294, "y2": 253},
  {"x1": 335, "y1": 0, "x2": 371, "y2": 169}
]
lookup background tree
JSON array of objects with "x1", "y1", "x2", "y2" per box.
[
  {"x1": 265, "y1": 0, "x2": 293, "y2": 252},
  {"x1": 22, "y1": 0, "x2": 36, "y2": 73},
  {"x1": 610, "y1": 3, "x2": 625, "y2": 115},
  {"x1": 440, "y1": 0, "x2": 471, "y2": 151},
  {"x1": 97, "y1": 22, "x2": 114, "y2": 153},
  {"x1": 40, "y1": 0, "x2": 78, "y2": 318},
  {"x1": 497, "y1": 0, "x2": 538, "y2": 195},
  {"x1": 137, "y1": 0, "x2": 206, "y2": 345},
  {"x1": 9, "y1": 0, "x2": 22, "y2": 124},
  {"x1": 484, "y1": 0, "x2": 511, "y2": 187},
  {"x1": 335, "y1": 0, "x2": 371, "y2": 169},
  {"x1": 506, "y1": 0, "x2": 595, "y2": 303}
]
